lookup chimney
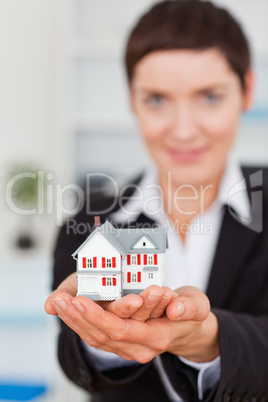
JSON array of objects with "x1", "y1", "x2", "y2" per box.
[{"x1": 94, "y1": 216, "x2": 101, "y2": 228}]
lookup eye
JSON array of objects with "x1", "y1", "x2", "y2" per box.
[
  {"x1": 202, "y1": 92, "x2": 222, "y2": 104},
  {"x1": 145, "y1": 93, "x2": 165, "y2": 107}
]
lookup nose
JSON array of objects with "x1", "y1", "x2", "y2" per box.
[{"x1": 170, "y1": 102, "x2": 197, "y2": 141}]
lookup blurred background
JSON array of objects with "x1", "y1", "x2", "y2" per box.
[{"x1": 0, "y1": 0, "x2": 267, "y2": 401}]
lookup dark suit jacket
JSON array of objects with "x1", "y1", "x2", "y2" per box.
[{"x1": 52, "y1": 167, "x2": 268, "y2": 402}]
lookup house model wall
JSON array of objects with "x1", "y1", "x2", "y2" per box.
[{"x1": 72, "y1": 219, "x2": 168, "y2": 300}]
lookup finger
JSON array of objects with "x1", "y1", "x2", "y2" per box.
[
  {"x1": 72, "y1": 295, "x2": 130, "y2": 337},
  {"x1": 129, "y1": 285, "x2": 164, "y2": 321},
  {"x1": 149, "y1": 287, "x2": 177, "y2": 319},
  {"x1": 44, "y1": 272, "x2": 77, "y2": 315},
  {"x1": 51, "y1": 294, "x2": 112, "y2": 345},
  {"x1": 173, "y1": 286, "x2": 211, "y2": 306},
  {"x1": 45, "y1": 288, "x2": 77, "y2": 316},
  {"x1": 44, "y1": 295, "x2": 59, "y2": 316},
  {"x1": 166, "y1": 289, "x2": 210, "y2": 322},
  {"x1": 71, "y1": 295, "x2": 152, "y2": 345},
  {"x1": 102, "y1": 294, "x2": 144, "y2": 318}
]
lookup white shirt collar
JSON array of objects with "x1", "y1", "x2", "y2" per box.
[{"x1": 111, "y1": 157, "x2": 251, "y2": 226}]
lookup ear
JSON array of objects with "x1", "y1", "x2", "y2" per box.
[{"x1": 242, "y1": 68, "x2": 255, "y2": 111}]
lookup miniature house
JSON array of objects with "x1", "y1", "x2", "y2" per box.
[{"x1": 72, "y1": 219, "x2": 168, "y2": 300}]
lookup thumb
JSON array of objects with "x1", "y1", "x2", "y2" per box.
[
  {"x1": 166, "y1": 286, "x2": 210, "y2": 322},
  {"x1": 44, "y1": 272, "x2": 77, "y2": 315}
]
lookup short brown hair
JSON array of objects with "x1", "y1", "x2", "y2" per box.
[{"x1": 124, "y1": 0, "x2": 251, "y2": 90}]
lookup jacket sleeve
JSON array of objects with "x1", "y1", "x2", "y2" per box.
[{"x1": 208, "y1": 309, "x2": 268, "y2": 401}]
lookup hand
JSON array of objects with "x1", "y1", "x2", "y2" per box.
[
  {"x1": 102, "y1": 285, "x2": 178, "y2": 321},
  {"x1": 45, "y1": 275, "x2": 219, "y2": 363},
  {"x1": 45, "y1": 272, "x2": 177, "y2": 322}
]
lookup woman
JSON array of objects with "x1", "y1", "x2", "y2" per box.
[{"x1": 45, "y1": 1, "x2": 268, "y2": 401}]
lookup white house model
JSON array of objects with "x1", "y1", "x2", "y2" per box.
[{"x1": 72, "y1": 219, "x2": 168, "y2": 300}]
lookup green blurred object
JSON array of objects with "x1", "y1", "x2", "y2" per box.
[
  {"x1": 6, "y1": 163, "x2": 46, "y2": 249},
  {"x1": 7, "y1": 163, "x2": 40, "y2": 210}
]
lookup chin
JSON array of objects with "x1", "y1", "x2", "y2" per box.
[
  {"x1": 158, "y1": 160, "x2": 214, "y2": 187},
  {"x1": 159, "y1": 148, "x2": 225, "y2": 185}
]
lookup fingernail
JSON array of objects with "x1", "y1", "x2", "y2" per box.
[
  {"x1": 176, "y1": 302, "x2": 185, "y2": 317},
  {"x1": 162, "y1": 296, "x2": 171, "y2": 300},
  {"x1": 52, "y1": 298, "x2": 67, "y2": 311},
  {"x1": 72, "y1": 301, "x2": 85, "y2": 313},
  {"x1": 129, "y1": 304, "x2": 142, "y2": 310},
  {"x1": 147, "y1": 292, "x2": 162, "y2": 301}
]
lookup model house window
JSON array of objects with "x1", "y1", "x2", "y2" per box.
[
  {"x1": 107, "y1": 258, "x2": 111, "y2": 268},
  {"x1": 132, "y1": 273, "x2": 137, "y2": 282},
  {"x1": 148, "y1": 273, "x2": 154, "y2": 279},
  {"x1": 87, "y1": 258, "x2": 92, "y2": 268},
  {"x1": 148, "y1": 255, "x2": 153, "y2": 265},
  {"x1": 103, "y1": 277, "x2": 116, "y2": 286},
  {"x1": 131, "y1": 255, "x2": 137, "y2": 265},
  {"x1": 143, "y1": 242, "x2": 146, "y2": 246}
]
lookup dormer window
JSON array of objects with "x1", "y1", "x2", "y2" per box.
[{"x1": 143, "y1": 242, "x2": 146, "y2": 246}]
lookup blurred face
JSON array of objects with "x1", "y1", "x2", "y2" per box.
[{"x1": 130, "y1": 49, "x2": 253, "y2": 186}]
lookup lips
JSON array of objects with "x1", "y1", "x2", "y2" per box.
[{"x1": 167, "y1": 147, "x2": 207, "y2": 163}]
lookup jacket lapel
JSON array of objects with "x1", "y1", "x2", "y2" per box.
[{"x1": 206, "y1": 205, "x2": 260, "y2": 308}]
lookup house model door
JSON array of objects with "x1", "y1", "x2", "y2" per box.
[
  {"x1": 78, "y1": 276, "x2": 98, "y2": 294},
  {"x1": 145, "y1": 271, "x2": 157, "y2": 287}
]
